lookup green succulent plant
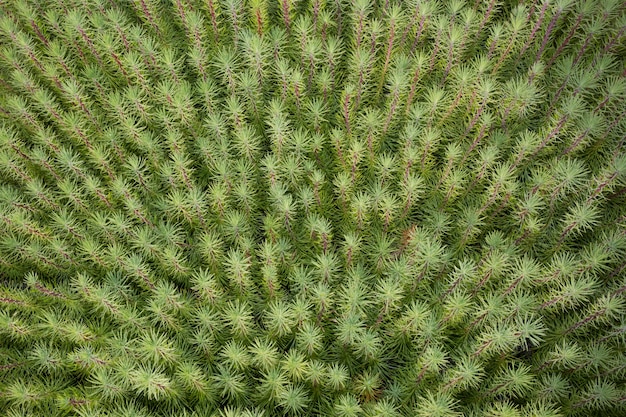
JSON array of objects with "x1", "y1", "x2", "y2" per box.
[{"x1": 0, "y1": 0, "x2": 625, "y2": 416}]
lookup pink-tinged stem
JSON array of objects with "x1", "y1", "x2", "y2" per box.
[
  {"x1": 530, "y1": 116, "x2": 567, "y2": 159},
  {"x1": 478, "y1": 182, "x2": 501, "y2": 215},
  {"x1": 564, "y1": 308, "x2": 607, "y2": 335},
  {"x1": 472, "y1": 270, "x2": 493, "y2": 296},
  {"x1": 562, "y1": 128, "x2": 590, "y2": 155},
  {"x1": 176, "y1": 0, "x2": 187, "y2": 24},
  {"x1": 410, "y1": 16, "x2": 427, "y2": 54},
  {"x1": 77, "y1": 26, "x2": 103, "y2": 67},
  {"x1": 312, "y1": 0, "x2": 320, "y2": 27},
  {"x1": 601, "y1": 25, "x2": 625, "y2": 56},
  {"x1": 335, "y1": 3, "x2": 343, "y2": 39},
  {"x1": 547, "y1": 14, "x2": 583, "y2": 68},
  {"x1": 401, "y1": 11, "x2": 418, "y2": 47},
  {"x1": 612, "y1": 280, "x2": 626, "y2": 296},
  {"x1": 293, "y1": 82, "x2": 301, "y2": 110},
  {"x1": 439, "y1": 89, "x2": 464, "y2": 125},
  {"x1": 573, "y1": 32, "x2": 593, "y2": 66},
  {"x1": 138, "y1": 0, "x2": 161, "y2": 38},
  {"x1": 207, "y1": 0, "x2": 219, "y2": 42},
  {"x1": 369, "y1": 29, "x2": 378, "y2": 55},
  {"x1": 343, "y1": 93, "x2": 351, "y2": 134},
  {"x1": 518, "y1": 1, "x2": 549, "y2": 59},
  {"x1": 492, "y1": 31, "x2": 518, "y2": 74},
  {"x1": 464, "y1": 163, "x2": 487, "y2": 197},
  {"x1": 546, "y1": 78, "x2": 571, "y2": 119},
  {"x1": 420, "y1": 142, "x2": 431, "y2": 172},
  {"x1": 500, "y1": 105, "x2": 513, "y2": 130},
  {"x1": 381, "y1": 23, "x2": 396, "y2": 89},
  {"x1": 463, "y1": 103, "x2": 486, "y2": 137},
  {"x1": 0, "y1": 298, "x2": 25, "y2": 306},
  {"x1": 489, "y1": 37, "x2": 503, "y2": 60},
  {"x1": 460, "y1": 124, "x2": 488, "y2": 165},
  {"x1": 255, "y1": 8, "x2": 263, "y2": 36},
  {"x1": 587, "y1": 172, "x2": 618, "y2": 203},
  {"x1": 383, "y1": 92, "x2": 399, "y2": 133},
  {"x1": 593, "y1": 95, "x2": 611, "y2": 113},
  {"x1": 415, "y1": 367, "x2": 429, "y2": 384},
  {"x1": 401, "y1": 193, "x2": 413, "y2": 218},
  {"x1": 30, "y1": 19, "x2": 49, "y2": 47},
  {"x1": 502, "y1": 275, "x2": 524, "y2": 296},
  {"x1": 405, "y1": 66, "x2": 422, "y2": 115},
  {"x1": 441, "y1": 41, "x2": 456, "y2": 82},
  {"x1": 472, "y1": 339, "x2": 493, "y2": 357},
  {"x1": 490, "y1": 191, "x2": 512, "y2": 219},
  {"x1": 599, "y1": 326, "x2": 626, "y2": 344},
  {"x1": 282, "y1": 0, "x2": 291, "y2": 31},
  {"x1": 597, "y1": 109, "x2": 626, "y2": 145},
  {"x1": 429, "y1": 29, "x2": 442, "y2": 72},
  {"x1": 478, "y1": 0, "x2": 497, "y2": 32},
  {"x1": 535, "y1": 10, "x2": 563, "y2": 62},
  {"x1": 539, "y1": 295, "x2": 564, "y2": 310},
  {"x1": 356, "y1": 17, "x2": 364, "y2": 49}
]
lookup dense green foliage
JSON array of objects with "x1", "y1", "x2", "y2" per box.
[{"x1": 0, "y1": 0, "x2": 625, "y2": 416}]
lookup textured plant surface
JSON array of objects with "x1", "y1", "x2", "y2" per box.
[{"x1": 1, "y1": 0, "x2": 625, "y2": 416}]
